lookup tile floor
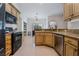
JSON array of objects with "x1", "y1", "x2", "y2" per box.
[{"x1": 13, "y1": 36, "x2": 58, "y2": 56}]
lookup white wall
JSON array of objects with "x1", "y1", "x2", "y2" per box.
[
  {"x1": 12, "y1": 3, "x2": 64, "y2": 32},
  {"x1": 27, "y1": 17, "x2": 48, "y2": 35},
  {"x1": 48, "y1": 15, "x2": 67, "y2": 29},
  {"x1": 17, "y1": 3, "x2": 63, "y2": 19}
]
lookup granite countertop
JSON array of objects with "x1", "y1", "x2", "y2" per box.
[
  {"x1": 53, "y1": 31, "x2": 79, "y2": 39},
  {"x1": 35, "y1": 31, "x2": 52, "y2": 33},
  {"x1": 35, "y1": 30, "x2": 79, "y2": 39}
]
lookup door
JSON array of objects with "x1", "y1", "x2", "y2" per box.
[
  {"x1": 64, "y1": 3, "x2": 73, "y2": 20},
  {"x1": 64, "y1": 42, "x2": 78, "y2": 56},
  {"x1": 44, "y1": 32, "x2": 53, "y2": 47},
  {"x1": 35, "y1": 32, "x2": 44, "y2": 45},
  {"x1": 73, "y1": 3, "x2": 79, "y2": 17}
]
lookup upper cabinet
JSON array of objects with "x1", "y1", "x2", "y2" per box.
[
  {"x1": 64, "y1": 3, "x2": 73, "y2": 20},
  {"x1": 64, "y1": 3, "x2": 79, "y2": 20},
  {"x1": 5, "y1": 4, "x2": 12, "y2": 14},
  {"x1": 5, "y1": 3, "x2": 20, "y2": 27},
  {"x1": 73, "y1": 3, "x2": 79, "y2": 17},
  {"x1": 5, "y1": 3, "x2": 20, "y2": 17},
  {"x1": 11, "y1": 7, "x2": 17, "y2": 17}
]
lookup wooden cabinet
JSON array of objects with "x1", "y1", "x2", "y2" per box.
[
  {"x1": 65, "y1": 37, "x2": 78, "y2": 47},
  {"x1": 11, "y1": 7, "x2": 17, "y2": 17},
  {"x1": 73, "y1": 3, "x2": 79, "y2": 17},
  {"x1": 5, "y1": 3, "x2": 20, "y2": 17},
  {"x1": 64, "y1": 36, "x2": 78, "y2": 56},
  {"x1": 5, "y1": 33, "x2": 12, "y2": 56},
  {"x1": 35, "y1": 32, "x2": 44, "y2": 45},
  {"x1": 5, "y1": 4, "x2": 12, "y2": 14},
  {"x1": 64, "y1": 3, "x2": 73, "y2": 20},
  {"x1": 64, "y1": 3, "x2": 79, "y2": 20},
  {"x1": 64, "y1": 42, "x2": 78, "y2": 56},
  {"x1": 44, "y1": 32, "x2": 54, "y2": 47},
  {"x1": 35, "y1": 32, "x2": 55, "y2": 47}
]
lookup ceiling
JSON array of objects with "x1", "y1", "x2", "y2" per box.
[{"x1": 15, "y1": 3, "x2": 64, "y2": 19}]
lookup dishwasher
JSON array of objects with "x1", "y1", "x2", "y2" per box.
[{"x1": 54, "y1": 34, "x2": 64, "y2": 56}]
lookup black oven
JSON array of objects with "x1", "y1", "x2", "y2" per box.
[
  {"x1": 0, "y1": 3, "x2": 5, "y2": 56},
  {"x1": 11, "y1": 32, "x2": 22, "y2": 55}
]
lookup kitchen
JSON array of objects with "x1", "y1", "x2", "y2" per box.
[{"x1": 0, "y1": 3, "x2": 79, "y2": 56}]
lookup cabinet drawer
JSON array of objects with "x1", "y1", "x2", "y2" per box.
[{"x1": 65, "y1": 37, "x2": 78, "y2": 47}]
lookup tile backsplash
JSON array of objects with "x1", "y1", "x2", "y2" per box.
[
  {"x1": 67, "y1": 18, "x2": 79, "y2": 29},
  {"x1": 67, "y1": 18, "x2": 79, "y2": 34},
  {"x1": 68, "y1": 29, "x2": 79, "y2": 34}
]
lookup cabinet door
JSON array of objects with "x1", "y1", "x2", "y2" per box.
[
  {"x1": 44, "y1": 32, "x2": 54, "y2": 47},
  {"x1": 64, "y1": 42, "x2": 78, "y2": 56},
  {"x1": 11, "y1": 7, "x2": 17, "y2": 17},
  {"x1": 5, "y1": 4, "x2": 12, "y2": 14},
  {"x1": 64, "y1": 3, "x2": 73, "y2": 20},
  {"x1": 35, "y1": 33, "x2": 44, "y2": 45},
  {"x1": 73, "y1": 3, "x2": 79, "y2": 17},
  {"x1": 5, "y1": 33, "x2": 12, "y2": 56}
]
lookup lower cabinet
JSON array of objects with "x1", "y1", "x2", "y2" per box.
[
  {"x1": 5, "y1": 33, "x2": 12, "y2": 56},
  {"x1": 35, "y1": 32, "x2": 55, "y2": 47},
  {"x1": 35, "y1": 32, "x2": 44, "y2": 45},
  {"x1": 44, "y1": 32, "x2": 54, "y2": 47},
  {"x1": 64, "y1": 42, "x2": 78, "y2": 56},
  {"x1": 35, "y1": 31, "x2": 79, "y2": 56},
  {"x1": 64, "y1": 36, "x2": 78, "y2": 56}
]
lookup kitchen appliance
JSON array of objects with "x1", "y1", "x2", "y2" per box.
[
  {"x1": 11, "y1": 32, "x2": 22, "y2": 55},
  {"x1": 0, "y1": 30, "x2": 5, "y2": 56},
  {"x1": 0, "y1": 3, "x2": 5, "y2": 56},
  {"x1": 54, "y1": 34, "x2": 64, "y2": 56},
  {"x1": 5, "y1": 12, "x2": 17, "y2": 24},
  {"x1": 5, "y1": 27, "x2": 13, "y2": 33},
  {"x1": 0, "y1": 3, "x2": 19, "y2": 56}
]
